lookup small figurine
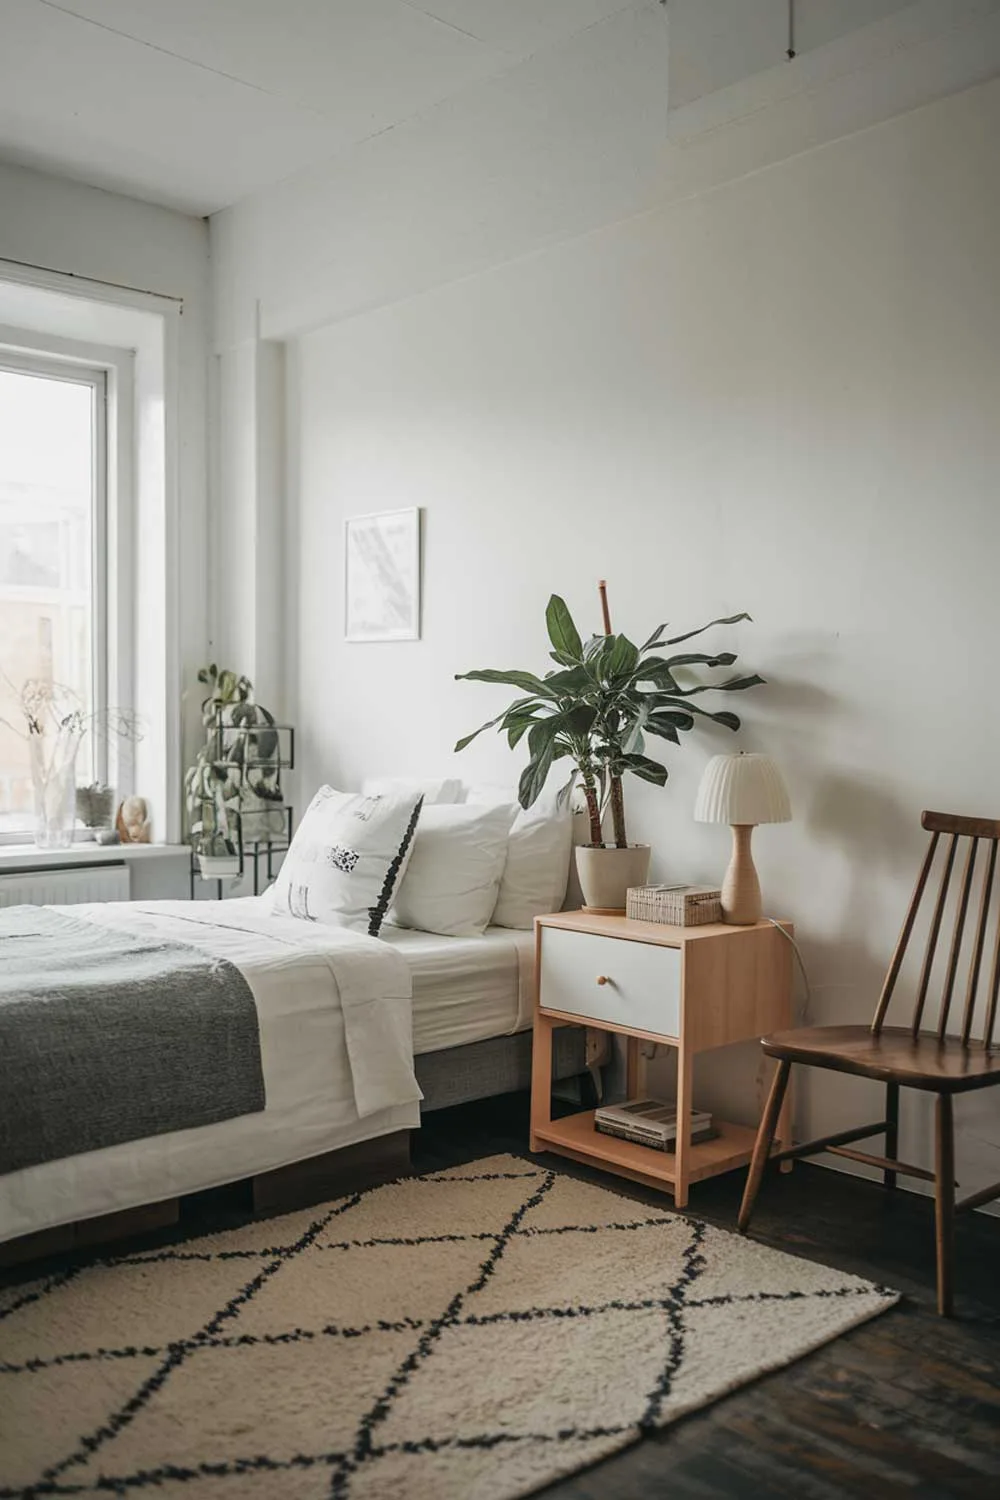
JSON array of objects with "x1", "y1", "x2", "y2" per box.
[{"x1": 116, "y1": 795, "x2": 151, "y2": 844}]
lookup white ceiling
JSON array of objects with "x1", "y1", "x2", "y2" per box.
[
  {"x1": 0, "y1": 1, "x2": 978, "y2": 224},
  {"x1": 0, "y1": 0, "x2": 635, "y2": 216}
]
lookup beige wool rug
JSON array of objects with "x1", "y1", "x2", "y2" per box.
[{"x1": 0, "y1": 1153, "x2": 897, "y2": 1500}]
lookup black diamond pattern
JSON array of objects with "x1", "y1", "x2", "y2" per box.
[{"x1": 0, "y1": 1158, "x2": 897, "y2": 1500}]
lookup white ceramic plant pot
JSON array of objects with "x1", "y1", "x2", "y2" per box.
[
  {"x1": 198, "y1": 854, "x2": 241, "y2": 879},
  {"x1": 575, "y1": 844, "x2": 651, "y2": 913}
]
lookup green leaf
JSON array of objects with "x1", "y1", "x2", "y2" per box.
[
  {"x1": 619, "y1": 753, "x2": 669, "y2": 786},
  {"x1": 632, "y1": 658, "x2": 678, "y2": 689},
  {"x1": 508, "y1": 718, "x2": 533, "y2": 749},
  {"x1": 545, "y1": 595, "x2": 583, "y2": 663},
  {"x1": 644, "y1": 717, "x2": 679, "y2": 745},
  {"x1": 454, "y1": 694, "x2": 545, "y2": 753},
  {"x1": 640, "y1": 623, "x2": 670, "y2": 652},
  {"x1": 528, "y1": 719, "x2": 561, "y2": 756},
  {"x1": 455, "y1": 668, "x2": 554, "y2": 697},
  {"x1": 554, "y1": 772, "x2": 578, "y2": 809},
  {"x1": 667, "y1": 701, "x2": 743, "y2": 730},
  {"x1": 647, "y1": 707, "x2": 695, "y2": 732},
  {"x1": 519, "y1": 743, "x2": 556, "y2": 809},
  {"x1": 665, "y1": 613, "x2": 751, "y2": 646},
  {"x1": 661, "y1": 651, "x2": 737, "y2": 671},
  {"x1": 674, "y1": 673, "x2": 765, "y2": 697},
  {"x1": 561, "y1": 704, "x2": 598, "y2": 738},
  {"x1": 543, "y1": 665, "x2": 595, "y2": 695},
  {"x1": 603, "y1": 635, "x2": 640, "y2": 682},
  {"x1": 454, "y1": 713, "x2": 505, "y2": 753}
]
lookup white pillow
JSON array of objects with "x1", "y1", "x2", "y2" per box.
[
  {"x1": 466, "y1": 784, "x2": 573, "y2": 929},
  {"x1": 391, "y1": 802, "x2": 516, "y2": 938},
  {"x1": 271, "y1": 785, "x2": 423, "y2": 935},
  {"x1": 362, "y1": 776, "x2": 464, "y2": 805}
]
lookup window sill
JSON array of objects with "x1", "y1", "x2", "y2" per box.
[{"x1": 0, "y1": 843, "x2": 190, "y2": 873}]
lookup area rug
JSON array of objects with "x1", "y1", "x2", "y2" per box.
[{"x1": 0, "y1": 1153, "x2": 897, "y2": 1500}]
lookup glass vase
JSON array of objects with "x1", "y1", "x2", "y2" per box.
[{"x1": 30, "y1": 731, "x2": 80, "y2": 850}]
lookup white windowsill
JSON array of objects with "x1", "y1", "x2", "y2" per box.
[{"x1": 0, "y1": 843, "x2": 190, "y2": 872}]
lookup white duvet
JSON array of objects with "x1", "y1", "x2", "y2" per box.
[{"x1": 0, "y1": 898, "x2": 423, "y2": 1245}]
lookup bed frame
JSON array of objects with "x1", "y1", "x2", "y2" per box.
[{"x1": 0, "y1": 1028, "x2": 593, "y2": 1270}]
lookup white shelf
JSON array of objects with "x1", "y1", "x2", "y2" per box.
[{"x1": 0, "y1": 843, "x2": 189, "y2": 873}]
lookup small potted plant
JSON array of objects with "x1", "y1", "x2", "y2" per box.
[
  {"x1": 195, "y1": 815, "x2": 242, "y2": 880},
  {"x1": 185, "y1": 665, "x2": 284, "y2": 879},
  {"x1": 455, "y1": 584, "x2": 762, "y2": 911}
]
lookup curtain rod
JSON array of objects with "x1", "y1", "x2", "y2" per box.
[{"x1": 0, "y1": 255, "x2": 184, "y2": 307}]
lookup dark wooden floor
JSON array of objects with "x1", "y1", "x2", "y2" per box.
[
  {"x1": 421, "y1": 1096, "x2": 1000, "y2": 1500},
  {"x1": 5, "y1": 1092, "x2": 999, "y2": 1498}
]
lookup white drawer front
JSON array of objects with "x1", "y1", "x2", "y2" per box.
[{"x1": 540, "y1": 927, "x2": 681, "y2": 1037}]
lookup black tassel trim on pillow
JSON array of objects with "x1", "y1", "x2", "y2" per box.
[{"x1": 367, "y1": 795, "x2": 424, "y2": 937}]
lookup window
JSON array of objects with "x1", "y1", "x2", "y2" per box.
[{"x1": 0, "y1": 353, "x2": 107, "y2": 839}]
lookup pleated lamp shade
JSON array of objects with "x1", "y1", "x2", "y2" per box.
[{"x1": 694, "y1": 753, "x2": 791, "y2": 827}]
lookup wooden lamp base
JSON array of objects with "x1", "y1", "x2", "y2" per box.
[{"x1": 721, "y1": 824, "x2": 762, "y2": 925}]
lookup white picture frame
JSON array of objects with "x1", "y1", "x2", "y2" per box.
[{"x1": 344, "y1": 507, "x2": 422, "y2": 642}]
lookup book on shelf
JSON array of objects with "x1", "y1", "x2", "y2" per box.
[{"x1": 593, "y1": 1098, "x2": 717, "y2": 1152}]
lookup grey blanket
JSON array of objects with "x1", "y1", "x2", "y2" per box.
[{"x1": 0, "y1": 906, "x2": 265, "y2": 1176}]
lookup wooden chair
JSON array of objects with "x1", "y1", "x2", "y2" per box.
[{"x1": 738, "y1": 810, "x2": 1000, "y2": 1315}]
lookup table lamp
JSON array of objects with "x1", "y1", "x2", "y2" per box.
[{"x1": 694, "y1": 752, "x2": 791, "y2": 925}]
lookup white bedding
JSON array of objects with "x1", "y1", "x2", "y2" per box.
[
  {"x1": 0, "y1": 898, "x2": 422, "y2": 1245},
  {"x1": 383, "y1": 924, "x2": 535, "y2": 1055}
]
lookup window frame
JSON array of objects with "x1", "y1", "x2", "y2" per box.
[{"x1": 0, "y1": 334, "x2": 131, "y2": 846}]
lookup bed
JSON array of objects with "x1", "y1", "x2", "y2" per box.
[{"x1": 0, "y1": 898, "x2": 586, "y2": 1255}]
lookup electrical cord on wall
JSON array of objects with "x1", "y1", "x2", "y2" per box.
[
  {"x1": 766, "y1": 917, "x2": 812, "y2": 1024},
  {"x1": 752, "y1": 918, "x2": 811, "y2": 1114},
  {"x1": 642, "y1": 917, "x2": 813, "y2": 1078}
]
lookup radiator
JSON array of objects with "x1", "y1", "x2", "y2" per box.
[{"x1": 0, "y1": 863, "x2": 130, "y2": 907}]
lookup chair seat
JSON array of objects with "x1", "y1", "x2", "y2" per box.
[{"x1": 761, "y1": 1025, "x2": 1000, "y2": 1092}]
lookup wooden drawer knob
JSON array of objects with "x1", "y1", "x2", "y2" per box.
[{"x1": 596, "y1": 975, "x2": 610, "y2": 986}]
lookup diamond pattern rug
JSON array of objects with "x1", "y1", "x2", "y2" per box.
[{"x1": 0, "y1": 1153, "x2": 898, "y2": 1499}]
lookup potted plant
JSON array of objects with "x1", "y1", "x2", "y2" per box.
[
  {"x1": 185, "y1": 665, "x2": 284, "y2": 878},
  {"x1": 454, "y1": 585, "x2": 763, "y2": 911}
]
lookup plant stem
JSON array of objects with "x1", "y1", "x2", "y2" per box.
[
  {"x1": 610, "y1": 774, "x2": 628, "y2": 848},
  {"x1": 579, "y1": 767, "x2": 604, "y2": 846}
]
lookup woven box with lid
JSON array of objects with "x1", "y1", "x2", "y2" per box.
[{"x1": 626, "y1": 884, "x2": 722, "y2": 926}]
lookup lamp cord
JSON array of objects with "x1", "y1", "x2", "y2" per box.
[{"x1": 766, "y1": 917, "x2": 811, "y2": 1021}]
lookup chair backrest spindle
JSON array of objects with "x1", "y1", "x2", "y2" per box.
[
  {"x1": 938, "y1": 836, "x2": 978, "y2": 1042},
  {"x1": 911, "y1": 833, "x2": 958, "y2": 1038},
  {"x1": 962, "y1": 838, "x2": 997, "y2": 1046},
  {"x1": 871, "y1": 831, "x2": 939, "y2": 1035},
  {"x1": 872, "y1": 812, "x2": 1000, "y2": 1048},
  {"x1": 985, "y1": 895, "x2": 1000, "y2": 1051}
]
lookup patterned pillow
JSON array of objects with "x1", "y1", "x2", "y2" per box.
[{"x1": 270, "y1": 786, "x2": 423, "y2": 935}]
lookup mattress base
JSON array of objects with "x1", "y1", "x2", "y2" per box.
[
  {"x1": 0, "y1": 1130, "x2": 413, "y2": 1271},
  {"x1": 416, "y1": 1027, "x2": 588, "y2": 1112}
]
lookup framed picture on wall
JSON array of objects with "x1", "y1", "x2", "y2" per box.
[{"x1": 344, "y1": 507, "x2": 422, "y2": 642}]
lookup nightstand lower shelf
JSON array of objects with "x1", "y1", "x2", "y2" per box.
[{"x1": 532, "y1": 1110, "x2": 781, "y2": 1197}]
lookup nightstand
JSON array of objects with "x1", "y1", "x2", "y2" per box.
[{"x1": 530, "y1": 910, "x2": 793, "y2": 1207}]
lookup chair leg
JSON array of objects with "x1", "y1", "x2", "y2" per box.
[
  {"x1": 884, "y1": 1082, "x2": 899, "y2": 1190},
  {"x1": 738, "y1": 1059, "x2": 791, "y2": 1233},
  {"x1": 934, "y1": 1092, "x2": 955, "y2": 1318}
]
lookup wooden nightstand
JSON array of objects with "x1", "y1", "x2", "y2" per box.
[{"x1": 530, "y1": 910, "x2": 793, "y2": 1207}]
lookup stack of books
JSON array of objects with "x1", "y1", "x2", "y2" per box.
[{"x1": 594, "y1": 1098, "x2": 716, "y2": 1152}]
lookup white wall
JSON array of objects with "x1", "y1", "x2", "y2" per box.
[
  {"x1": 211, "y1": 0, "x2": 1000, "y2": 348},
  {"x1": 281, "y1": 77, "x2": 1000, "y2": 1202},
  {"x1": 0, "y1": 161, "x2": 211, "y2": 832}
]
